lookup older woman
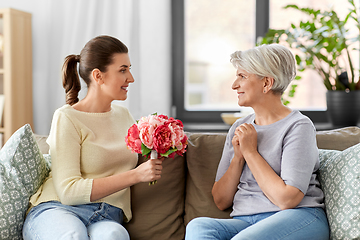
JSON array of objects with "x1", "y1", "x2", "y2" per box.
[{"x1": 185, "y1": 44, "x2": 329, "y2": 240}]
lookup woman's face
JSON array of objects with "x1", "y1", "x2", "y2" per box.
[
  {"x1": 232, "y1": 68, "x2": 264, "y2": 107},
  {"x1": 100, "y1": 53, "x2": 134, "y2": 101}
]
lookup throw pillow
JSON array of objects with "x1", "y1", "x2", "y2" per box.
[
  {"x1": 0, "y1": 124, "x2": 49, "y2": 240},
  {"x1": 318, "y1": 144, "x2": 360, "y2": 240}
]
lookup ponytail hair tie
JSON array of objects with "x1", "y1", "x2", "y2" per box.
[{"x1": 75, "y1": 55, "x2": 80, "y2": 62}]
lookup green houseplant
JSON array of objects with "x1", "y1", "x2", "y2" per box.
[{"x1": 258, "y1": 0, "x2": 360, "y2": 126}]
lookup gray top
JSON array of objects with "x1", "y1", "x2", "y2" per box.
[{"x1": 215, "y1": 110, "x2": 324, "y2": 217}]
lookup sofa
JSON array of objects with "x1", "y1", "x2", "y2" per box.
[{"x1": 1, "y1": 124, "x2": 360, "y2": 239}]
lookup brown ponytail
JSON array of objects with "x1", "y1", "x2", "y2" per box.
[{"x1": 62, "y1": 54, "x2": 81, "y2": 105}]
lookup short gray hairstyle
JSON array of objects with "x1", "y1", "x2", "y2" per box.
[{"x1": 230, "y1": 44, "x2": 296, "y2": 94}]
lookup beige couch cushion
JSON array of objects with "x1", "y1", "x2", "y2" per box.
[
  {"x1": 125, "y1": 154, "x2": 186, "y2": 240},
  {"x1": 184, "y1": 132, "x2": 232, "y2": 225},
  {"x1": 34, "y1": 134, "x2": 50, "y2": 154},
  {"x1": 316, "y1": 126, "x2": 360, "y2": 150}
]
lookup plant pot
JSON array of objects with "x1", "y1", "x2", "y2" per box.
[{"x1": 326, "y1": 91, "x2": 360, "y2": 127}]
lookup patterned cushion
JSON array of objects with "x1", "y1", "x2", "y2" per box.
[
  {"x1": 318, "y1": 144, "x2": 360, "y2": 240},
  {"x1": 0, "y1": 124, "x2": 49, "y2": 240}
]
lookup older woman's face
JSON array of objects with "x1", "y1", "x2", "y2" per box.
[{"x1": 232, "y1": 69, "x2": 265, "y2": 107}]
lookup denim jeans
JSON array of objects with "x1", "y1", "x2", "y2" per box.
[
  {"x1": 185, "y1": 207, "x2": 329, "y2": 240},
  {"x1": 23, "y1": 201, "x2": 129, "y2": 240}
]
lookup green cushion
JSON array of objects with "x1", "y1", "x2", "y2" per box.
[
  {"x1": 318, "y1": 144, "x2": 360, "y2": 240},
  {"x1": 0, "y1": 124, "x2": 49, "y2": 239}
]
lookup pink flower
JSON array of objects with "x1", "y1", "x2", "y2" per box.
[
  {"x1": 149, "y1": 115, "x2": 167, "y2": 127},
  {"x1": 153, "y1": 124, "x2": 173, "y2": 154},
  {"x1": 138, "y1": 122, "x2": 155, "y2": 149},
  {"x1": 168, "y1": 152, "x2": 176, "y2": 159},
  {"x1": 176, "y1": 135, "x2": 188, "y2": 156},
  {"x1": 157, "y1": 114, "x2": 169, "y2": 120},
  {"x1": 125, "y1": 124, "x2": 142, "y2": 154},
  {"x1": 166, "y1": 118, "x2": 185, "y2": 148},
  {"x1": 125, "y1": 114, "x2": 187, "y2": 159},
  {"x1": 166, "y1": 117, "x2": 183, "y2": 128},
  {"x1": 137, "y1": 115, "x2": 166, "y2": 149}
]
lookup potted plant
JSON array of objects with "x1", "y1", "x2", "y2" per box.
[{"x1": 258, "y1": 0, "x2": 360, "y2": 126}]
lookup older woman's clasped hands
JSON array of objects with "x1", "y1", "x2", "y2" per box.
[{"x1": 233, "y1": 123, "x2": 257, "y2": 160}]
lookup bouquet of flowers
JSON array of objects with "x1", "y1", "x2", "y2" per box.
[{"x1": 125, "y1": 114, "x2": 188, "y2": 184}]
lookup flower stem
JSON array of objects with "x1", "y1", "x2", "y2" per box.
[{"x1": 149, "y1": 150, "x2": 158, "y2": 185}]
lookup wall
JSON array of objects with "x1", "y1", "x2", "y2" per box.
[{"x1": 0, "y1": 0, "x2": 171, "y2": 135}]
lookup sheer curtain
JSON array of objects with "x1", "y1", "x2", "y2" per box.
[
  {"x1": 36, "y1": 0, "x2": 138, "y2": 135},
  {"x1": 23, "y1": 0, "x2": 171, "y2": 135},
  {"x1": 0, "y1": 0, "x2": 170, "y2": 135}
]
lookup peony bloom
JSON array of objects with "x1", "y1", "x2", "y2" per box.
[
  {"x1": 157, "y1": 114, "x2": 169, "y2": 120},
  {"x1": 138, "y1": 122, "x2": 155, "y2": 149},
  {"x1": 175, "y1": 135, "x2": 188, "y2": 156},
  {"x1": 165, "y1": 118, "x2": 184, "y2": 146},
  {"x1": 125, "y1": 124, "x2": 142, "y2": 154},
  {"x1": 153, "y1": 124, "x2": 173, "y2": 154}
]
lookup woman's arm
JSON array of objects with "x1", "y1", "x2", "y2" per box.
[
  {"x1": 90, "y1": 158, "x2": 163, "y2": 202},
  {"x1": 212, "y1": 134, "x2": 245, "y2": 210},
  {"x1": 241, "y1": 150, "x2": 304, "y2": 210},
  {"x1": 50, "y1": 109, "x2": 165, "y2": 205},
  {"x1": 235, "y1": 123, "x2": 304, "y2": 210}
]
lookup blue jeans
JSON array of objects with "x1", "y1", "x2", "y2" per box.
[
  {"x1": 23, "y1": 201, "x2": 129, "y2": 240},
  {"x1": 185, "y1": 207, "x2": 329, "y2": 240}
]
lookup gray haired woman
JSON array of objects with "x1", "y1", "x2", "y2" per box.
[{"x1": 185, "y1": 44, "x2": 330, "y2": 240}]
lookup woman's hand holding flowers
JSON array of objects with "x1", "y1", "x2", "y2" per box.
[{"x1": 135, "y1": 157, "x2": 165, "y2": 183}]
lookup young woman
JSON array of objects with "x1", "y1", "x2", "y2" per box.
[
  {"x1": 185, "y1": 44, "x2": 330, "y2": 240},
  {"x1": 23, "y1": 35, "x2": 164, "y2": 240}
]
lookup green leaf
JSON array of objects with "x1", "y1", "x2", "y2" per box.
[
  {"x1": 160, "y1": 148, "x2": 177, "y2": 157},
  {"x1": 295, "y1": 55, "x2": 302, "y2": 65},
  {"x1": 141, "y1": 143, "x2": 151, "y2": 157},
  {"x1": 282, "y1": 99, "x2": 290, "y2": 106}
]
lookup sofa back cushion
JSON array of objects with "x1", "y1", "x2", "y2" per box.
[
  {"x1": 33, "y1": 134, "x2": 49, "y2": 154},
  {"x1": 316, "y1": 126, "x2": 360, "y2": 150},
  {"x1": 124, "y1": 154, "x2": 186, "y2": 240},
  {"x1": 184, "y1": 133, "x2": 232, "y2": 225}
]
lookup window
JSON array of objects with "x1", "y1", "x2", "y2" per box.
[
  {"x1": 270, "y1": 0, "x2": 359, "y2": 111},
  {"x1": 172, "y1": 0, "x2": 356, "y2": 127}
]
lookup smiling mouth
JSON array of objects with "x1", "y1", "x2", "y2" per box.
[{"x1": 121, "y1": 86, "x2": 128, "y2": 91}]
